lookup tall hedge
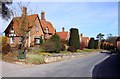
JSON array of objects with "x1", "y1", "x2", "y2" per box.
[
  {"x1": 69, "y1": 28, "x2": 80, "y2": 51},
  {"x1": 88, "y1": 38, "x2": 94, "y2": 49},
  {"x1": 94, "y1": 40, "x2": 99, "y2": 49}
]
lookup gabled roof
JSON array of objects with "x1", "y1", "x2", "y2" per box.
[
  {"x1": 4, "y1": 14, "x2": 38, "y2": 36},
  {"x1": 4, "y1": 14, "x2": 55, "y2": 36},
  {"x1": 56, "y1": 31, "x2": 69, "y2": 41},
  {"x1": 41, "y1": 20, "x2": 55, "y2": 34}
]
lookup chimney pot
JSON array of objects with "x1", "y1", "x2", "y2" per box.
[
  {"x1": 41, "y1": 11, "x2": 45, "y2": 20},
  {"x1": 62, "y1": 27, "x2": 65, "y2": 32}
]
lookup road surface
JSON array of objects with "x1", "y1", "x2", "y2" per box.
[{"x1": 2, "y1": 52, "x2": 119, "y2": 77}]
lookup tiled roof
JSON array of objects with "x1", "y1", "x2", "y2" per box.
[
  {"x1": 41, "y1": 20, "x2": 55, "y2": 34},
  {"x1": 4, "y1": 14, "x2": 55, "y2": 36},
  {"x1": 5, "y1": 14, "x2": 38, "y2": 36},
  {"x1": 82, "y1": 37, "x2": 89, "y2": 42},
  {"x1": 56, "y1": 32, "x2": 69, "y2": 41}
]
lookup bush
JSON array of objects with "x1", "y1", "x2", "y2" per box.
[
  {"x1": 94, "y1": 40, "x2": 99, "y2": 49},
  {"x1": 51, "y1": 33, "x2": 62, "y2": 53},
  {"x1": 67, "y1": 46, "x2": 76, "y2": 52},
  {"x1": 88, "y1": 38, "x2": 95, "y2": 49},
  {"x1": 2, "y1": 44, "x2": 11, "y2": 54},
  {"x1": 43, "y1": 39, "x2": 55, "y2": 53},
  {"x1": 26, "y1": 54, "x2": 45, "y2": 64},
  {"x1": 69, "y1": 28, "x2": 80, "y2": 51}
]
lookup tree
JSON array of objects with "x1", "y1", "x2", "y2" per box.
[
  {"x1": 96, "y1": 33, "x2": 104, "y2": 49},
  {"x1": 69, "y1": 28, "x2": 80, "y2": 51},
  {"x1": 88, "y1": 38, "x2": 94, "y2": 49},
  {"x1": 0, "y1": 0, "x2": 13, "y2": 21}
]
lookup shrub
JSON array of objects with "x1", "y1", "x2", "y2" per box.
[
  {"x1": 67, "y1": 46, "x2": 76, "y2": 52},
  {"x1": 26, "y1": 54, "x2": 45, "y2": 64},
  {"x1": 88, "y1": 38, "x2": 95, "y2": 49},
  {"x1": 51, "y1": 33, "x2": 62, "y2": 53},
  {"x1": 2, "y1": 44, "x2": 11, "y2": 55},
  {"x1": 94, "y1": 40, "x2": 99, "y2": 49},
  {"x1": 80, "y1": 41, "x2": 85, "y2": 50},
  {"x1": 69, "y1": 28, "x2": 80, "y2": 51},
  {"x1": 43, "y1": 39, "x2": 55, "y2": 53}
]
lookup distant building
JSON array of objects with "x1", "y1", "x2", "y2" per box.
[{"x1": 56, "y1": 27, "x2": 69, "y2": 45}]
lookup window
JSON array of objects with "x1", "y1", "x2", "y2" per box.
[
  {"x1": 10, "y1": 37, "x2": 14, "y2": 44},
  {"x1": 18, "y1": 37, "x2": 22, "y2": 44},
  {"x1": 34, "y1": 37, "x2": 40, "y2": 44},
  {"x1": 46, "y1": 27, "x2": 49, "y2": 33},
  {"x1": 35, "y1": 26, "x2": 38, "y2": 32}
]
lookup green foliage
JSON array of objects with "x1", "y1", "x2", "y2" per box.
[
  {"x1": 43, "y1": 33, "x2": 62, "y2": 53},
  {"x1": 94, "y1": 40, "x2": 99, "y2": 49},
  {"x1": 51, "y1": 33, "x2": 62, "y2": 53},
  {"x1": 69, "y1": 28, "x2": 80, "y2": 51},
  {"x1": 88, "y1": 38, "x2": 95, "y2": 49},
  {"x1": 67, "y1": 46, "x2": 76, "y2": 52},
  {"x1": 43, "y1": 39, "x2": 55, "y2": 52},
  {"x1": 40, "y1": 36, "x2": 43, "y2": 45},
  {"x1": 26, "y1": 54, "x2": 45, "y2": 64}
]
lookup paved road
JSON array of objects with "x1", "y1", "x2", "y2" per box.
[{"x1": 2, "y1": 53, "x2": 113, "y2": 77}]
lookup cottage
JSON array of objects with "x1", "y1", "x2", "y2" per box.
[{"x1": 4, "y1": 7, "x2": 55, "y2": 48}]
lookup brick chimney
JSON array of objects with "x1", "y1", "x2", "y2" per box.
[
  {"x1": 22, "y1": 7, "x2": 27, "y2": 17},
  {"x1": 41, "y1": 11, "x2": 45, "y2": 20},
  {"x1": 62, "y1": 27, "x2": 65, "y2": 32}
]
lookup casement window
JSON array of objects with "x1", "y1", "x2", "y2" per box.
[
  {"x1": 46, "y1": 27, "x2": 49, "y2": 33},
  {"x1": 35, "y1": 26, "x2": 38, "y2": 32},
  {"x1": 18, "y1": 37, "x2": 22, "y2": 44},
  {"x1": 34, "y1": 36, "x2": 40, "y2": 44},
  {"x1": 10, "y1": 37, "x2": 14, "y2": 44}
]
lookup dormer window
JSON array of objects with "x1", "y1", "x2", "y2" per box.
[
  {"x1": 46, "y1": 27, "x2": 48, "y2": 33},
  {"x1": 35, "y1": 26, "x2": 38, "y2": 32}
]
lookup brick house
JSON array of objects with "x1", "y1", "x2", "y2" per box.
[
  {"x1": 80, "y1": 34, "x2": 89, "y2": 48},
  {"x1": 4, "y1": 7, "x2": 55, "y2": 48},
  {"x1": 56, "y1": 27, "x2": 69, "y2": 45}
]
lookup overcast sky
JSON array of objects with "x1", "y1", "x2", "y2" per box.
[{"x1": 0, "y1": 0, "x2": 118, "y2": 39}]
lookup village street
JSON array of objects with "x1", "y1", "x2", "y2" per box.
[{"x1": 2, "y1": 52, "x2": 119, "y2": 77}]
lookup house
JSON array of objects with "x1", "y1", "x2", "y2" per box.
[
  {"x1": 80, "y1": 34, "x2": 89, "y2": 48},
  {"x1": 4, "y1": 7, "x2": 55, "y2": 48},
  {"x1": 56, "y1": 27, "x2": 69, "y2": 45}
]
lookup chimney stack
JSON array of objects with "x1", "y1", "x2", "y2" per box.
[
  {"x1": 22, "y1": 7, "x2": 27, "y2": 17},
  {"x1": 62, "y1": 27, "x2": 65, "y2": 32},
  {"x1": 41, "y1": 11, "x2": 45, "y2": 20}
]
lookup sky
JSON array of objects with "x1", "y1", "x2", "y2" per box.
[{"x1": 0, "y1": 0, "x2": 119, "y2": 39}]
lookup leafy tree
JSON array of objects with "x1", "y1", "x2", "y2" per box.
[
  {"x1": 69, "y1": 28, "x2": 80, "y2": 51},
  {"x1": 88, "y1": 38, "x2": 94, "y2": 49},
  {"x1": 0, "y1": 0, "x2": 13, "y2": 21},
  {"x1": 94, "y1": 40, "x2": 99, "y2": 49}
]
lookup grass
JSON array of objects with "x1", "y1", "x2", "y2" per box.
[{"x1": 26, "y1": 53, "x2": 45, "y2": 64}]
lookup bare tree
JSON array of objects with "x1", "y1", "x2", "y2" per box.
[{"x1": 0, "y1": 0, "x2": 13, "y2": 21}]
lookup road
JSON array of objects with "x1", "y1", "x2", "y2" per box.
[{"x1": 2, "y1": 52, "x2": 119, "y2": 77}]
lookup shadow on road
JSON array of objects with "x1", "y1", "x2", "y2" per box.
[{"x1": 92, "y1": 52, "x2": 120, "y2": 79}]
